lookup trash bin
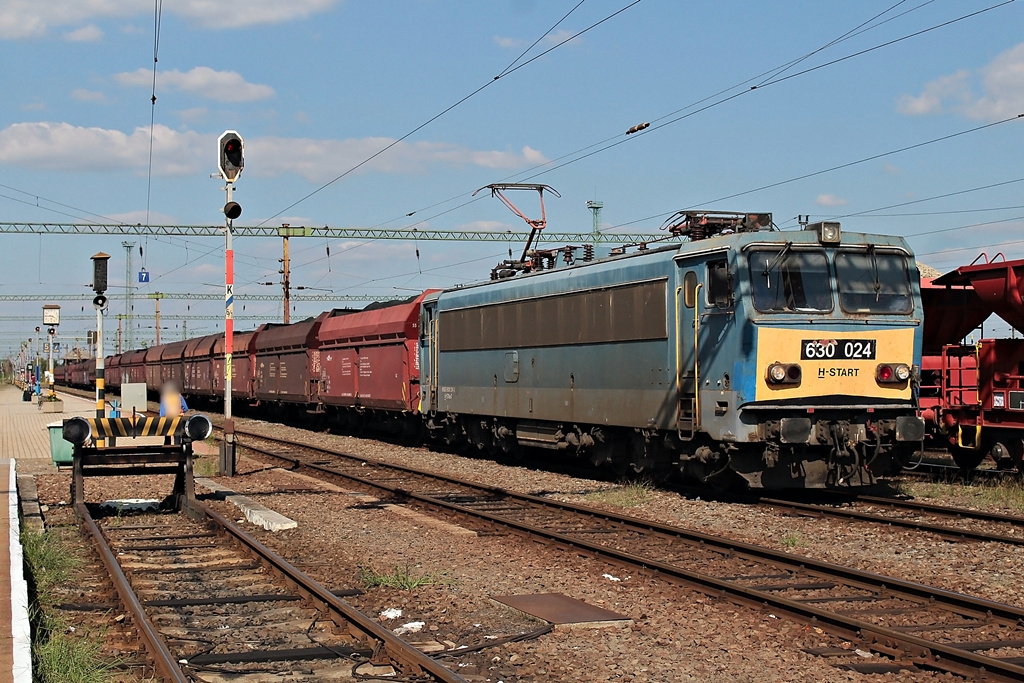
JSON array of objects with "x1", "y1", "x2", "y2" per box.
[
  {"x1": 22, "y1": 388, "x2": 32, "y2": 402},
  {"x1": 47, "y1": 421, "x2": 73, "y2": 467}
]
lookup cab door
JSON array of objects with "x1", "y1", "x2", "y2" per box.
[
  {"x1": 676, "y1": 268, "x2": 699, "y2": 436},
  {"x1": 676, "y1": 254, "x2": 733, "y2": 437},
  {"x1": 419, "y1": 296, "x2": 440, "y2": 413}
]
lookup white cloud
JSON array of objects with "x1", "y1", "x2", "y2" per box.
[
  {"x1": 0, "y1": 122, "x2": 549, "y2": 181},
  {"x1": 494, "y1": 29, "x2": 580, "y2": 50},
  {"x1": 543, "y1": 29, "x2": 580, "y2": 47},
  {"x1": 20, "y1": 100, "x2": 45, "y2": 111},
  {"x1": 116, "y1": 66, "x2": 275, "y2": 103},
  {"x1": 0, "y1": 122, "x2": 206, "y2": 175},
  {"x1": 815, "y1": 193, "x2": 848, "y2": 207},
  {"x1": 897, "y1": 42, "x2": 1024, "y2": 121},
  {"x1": 897, "y1": 71, "x2": 971, "y2": 116},
  {"x1": 71, "y1": 88, "x2": 107, "y2": 103},
  {"x1": 64, "y1": 24, "x2": 103, "y2": 42},
  {"x1": 494, "y1": 36, "x2": 523, "y2": 49},
  {"x1": 0, "y1": 0, "x2": 340, "y2": 39}
]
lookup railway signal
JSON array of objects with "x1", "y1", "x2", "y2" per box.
[
  {"x1": 217, "y1": 131, "x2": 244, "y2": 183},
  {"x1": 215, "y1": 130, "x2": 243, "y2": 477},
  {"x1": 90, "y1": 252, "x2": 110, "y2": 442}
]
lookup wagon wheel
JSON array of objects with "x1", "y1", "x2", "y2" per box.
[
  {"x1": 950, "y1": 445, "x2": 986, "y2": 471},
  {"x1": 1009, "y1": 438, "x2": 1024, "y2": 474}
]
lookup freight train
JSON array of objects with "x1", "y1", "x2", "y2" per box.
[
  {"x1": 919, "y1": 255, "x2": 1024, "y2": 472},
  {"x1": 58, "y1": 212, "x2": 927, "y2": 489}
]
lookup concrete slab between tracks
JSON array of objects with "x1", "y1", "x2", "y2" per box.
[
  {"x1": 269, "y1": 467, "x2": 477, "y2": 537},
  {"x1": 195, "y1": 477, "x2": 298, "y2": 532}
]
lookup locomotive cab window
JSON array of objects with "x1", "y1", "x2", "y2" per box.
[
  {"x1": 706, "y1": 260, "x2": 732, "y2": 308},
  {"x1": 835, "y1": 250, "x2": 913, "y2": 314},
  {"x1": 683, "y1": 271, "x2": 697, "y2": 308},
  {"x1": 749, "y1": 248, "x2": 832, "y2": 313}
]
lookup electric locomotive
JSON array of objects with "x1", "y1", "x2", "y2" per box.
[{"x1": 419, "y1": 212, "x2": 925, "y2": 489}]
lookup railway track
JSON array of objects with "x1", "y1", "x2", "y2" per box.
[
  {"x1": 75, "y1": 499, "x2": 467, "y2": 682},
  {"x1": 753, "y1": 494, "x2": 1024, "y2": 546},
  {"x1": 902, "y1": 460, "x2": 1021, "y2": 481},
  {"x1": 227, "y1": 427, "x2": 1024, "y2": 681}
]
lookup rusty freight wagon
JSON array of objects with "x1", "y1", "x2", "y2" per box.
[
  {"x1": 253, "y1": 314, "x2": 329, "y2": 405},
  {"x1": 315, "y1": 293, "x2": 435, "y2": 433}
]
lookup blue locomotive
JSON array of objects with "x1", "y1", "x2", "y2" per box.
[{"x1": 419, "y1": 212, "x2": 925, "y2": 488}]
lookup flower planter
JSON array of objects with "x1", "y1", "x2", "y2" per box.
[{"x1": 41, "y1": 400, "x2": 64, "y2": 414}]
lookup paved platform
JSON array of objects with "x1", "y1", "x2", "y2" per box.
[{"x1": 0, "y1": 385, "x2": 97, "y2": 473}]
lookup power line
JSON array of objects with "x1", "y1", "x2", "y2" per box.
[
  {"x1": 0, "y1": 183, "x2": 123, "y2": 224},
  {"x1": 496, "y1": 0, "x2": 588, "y2": 79},
  {"x1": 755, "y1": 1, "x2": 1014, "y2": 91},
  {"x1": 609, "y1": 114, "x2": 1024, "y2": 230},
  {"x1": 144, "y1": 0, "x2": 164, "y2": 231},
  {"x1": 902, "y1": 214, "x2": 1024, "y2": 239},
  {"x1": 367, "y1": 0, "x2": 1000, "y2": 235},
  {"x1": 821, "y1": 205, "x2": 1024, "y2": 219},
  {"x1": 257, "y1": 0, "x2": 644, "y2": 226},
  {"x1": 354, "y1": 2, "x2": 930, "y2": 238},
  {"x1": 515, "y1": 1, "x2": 1017, "y2": 189},
  {"x1": 780, "y1": 177, "x2": 1024, "y2": 226}
]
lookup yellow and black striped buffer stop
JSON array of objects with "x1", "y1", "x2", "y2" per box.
[{"x1": 88, "y1": 416, "x2": 183, "y2": 438}]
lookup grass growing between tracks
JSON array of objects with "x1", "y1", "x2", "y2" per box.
[
  {"x1": 908, "y1": 478, "x2": 1024, "y2": 513},
  {"x1": 585, "y1": 480, "x2": 654, "y2": 508},
  {"x1": 359, "y1": 563, "x2": 443, "y2": 590},
  {"x1": 194, "y1": 454, "x2": 219, "y2": 478},
  {"x1": 22, "y1": 530, "x2": 123, "y2": 683}
]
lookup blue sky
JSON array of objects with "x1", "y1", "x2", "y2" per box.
[{"x1": 1, "y1": 0, "x2": 1023, "y2": 355}]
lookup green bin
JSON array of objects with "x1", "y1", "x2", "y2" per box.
[{"x1": 47, "y1": 421, "x2": 73, "y2": 467}]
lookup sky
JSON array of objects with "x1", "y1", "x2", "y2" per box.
[{"x1": 1, "y1": 0, "x2": 1023, "y2": 356}]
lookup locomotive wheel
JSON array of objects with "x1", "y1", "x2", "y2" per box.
[{"x1": 950, "y1": 445, "x2": 986, "y2": 471}]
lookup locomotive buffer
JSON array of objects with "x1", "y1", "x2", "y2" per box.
[{"x1": 62, "y1": 413, "x2": 213, "y2": 511}]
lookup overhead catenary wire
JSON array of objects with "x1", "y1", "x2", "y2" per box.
[
  {"x1": 778, "y1": 177, "x2": 1024, "y2": 226},
  {"x1": 144, "y1": 0, "x2": 163, "y2": 239},
  {"x1": 256, "y1": 0, "x2": 644, "y2": 227},
  {"x1": 354, "y1": 0, "x2": 985, "y2": 238},
  {"x1": 496, "y1": 0, "x2": 588, "y2": 79},
  {"x1": 516, "y1": 1, "x2": 1018, "y2": 193},
  {"x1": 605, "y1": 114, "x2": 1024, "y2": 231}
]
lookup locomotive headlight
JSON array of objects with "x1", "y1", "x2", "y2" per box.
[
  {"x1": 804, "y1": 220, "x2": 841, "y2": 244},
  {"x1": 819, "y1": 222, "x2": 841, "y2": 244},
  {"x1": 894, "y1": 364, "x2": 911, "y2": 382},
  {"x1": 768, "y1": 364, "x2": 787, "y2": 383}
]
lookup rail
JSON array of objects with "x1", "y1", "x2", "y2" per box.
[
  {"x1": 74, "y1": 497, "x2": 467, "y2": 682},
  {"x1": 228, "y1": 427, "x2": 1024, "y2": 681}
]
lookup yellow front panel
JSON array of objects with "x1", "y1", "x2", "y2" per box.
[{"x1": 754, "y1": 327, "x2": 915, "y2": 401}]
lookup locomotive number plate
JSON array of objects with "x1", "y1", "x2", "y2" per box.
[{"x1": 801, "y1": 339, "x2": 876, "y2": 360}]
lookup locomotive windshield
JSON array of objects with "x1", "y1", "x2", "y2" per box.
[
  {"x1": 749, "y1": 248, "x2": 832, "y2": 312},
  {"x1": 835, "y1": 251, "x2": 913, "y2": 314}
]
